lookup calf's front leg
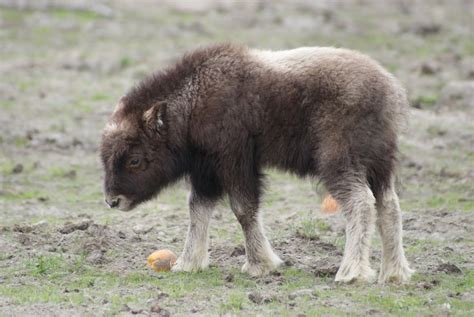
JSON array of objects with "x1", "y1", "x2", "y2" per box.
[
  {"x1": 230, "y1": 196, "x2": 283, "y2": 276},
  {"x1": 172, "y1": 192, "x2": 215, "y2": 272}
]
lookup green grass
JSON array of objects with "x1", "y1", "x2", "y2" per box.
[
  {"x1": 219, "y1": 291, "x2": 247, "y2": 313},
  {"x1": 51, "y1": 8, "x2": 99, "y2": 22},
  {"x1": 293, "y1": 217, "x2": 330, "y2": 240},
  {"x1": 0, "y1": 189, "x2": 46, "y2": 201},
  {"x1": 1, "y1": 252, "x2": 473, "y2": 315},
  {"x1": 415, "y1": 94, "x2": 438, "y2": 107},
  {"x1": 0, "y1": 8, "x2": 25, "y2": 23},
  {"x1": 119, "y1": 56, "x2": 132, "y2": 69},
  {"x1": 0, "y1": 100, "x2": 14, "y2": 109},
  {"x1": 91, "y1": 92, "x2": 112, "y2": 102}
]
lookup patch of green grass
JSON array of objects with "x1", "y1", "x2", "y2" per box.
[
  {"x1": 364, "y1": 290, "x2": 425, "y2": 315},
  {"x1": 462, "y1": 37, "x2": 474, "y2": 56},
  {"x1": 294, "y1": 217, "x2": 329, "y2": 240},
  {"x1": 279, "y1": 267, "x2": 320, "y2": 291},
  {"x1": 219, "y1": 291, "x2": 247, "y2": 313},
  {"x1": 0, "y1": 282, "x2": 84, "y2": 305},
  {"x1": 26, "y1": 255, "x2": 66, "y2": 276},
  {"x1": 296, "y1": 219, "x2": 318, "y2": 240},
  {"x1": 72, "y1": 99, "x2": 93, "y2": 113},
  {"x1": 1, "y1": 189, "x2": 46, "y2": 201},
  {"x1": 415, "y1": 94, "x2": 438, "y2": 107},
  {"x1": 0, "y1": 160, "x2": 16, "y2": 175},
  {"x1": 0, "y1": 252, "x2": 11, "y2": 261},
  {"x1": 0, "y1": 99, "x2": 15, "y2": 109},
  {"x1": 51, "y1": 9, "x2": 99, "y2": 22},
  {"x1": 91, "y1": 92, "x2": 112, "y2": 101},
  {"x1": 45, "y1": 166, "x2": 79, "y2": 180},
  {"x1": 13, "y1": 136, "x2": 29, "y2": 147},
  {"x1": 426, "y1": 125, "x2": 447, "y2": 137},
  {"x1": 0, "y1": 8, "x2": 26, "y2": 23},
  {"x1": 401, "y1": 177, "x2": 474, "y2": 212},
  {"x1": 232, "y1": 273, "x2": 258, "y2": 288},
  {"x1": 360, "y1": 271, "x2": 474, "y2": 316},
  {"x1": 120, "y1": 56, "x2": 132, "y2": 69}
]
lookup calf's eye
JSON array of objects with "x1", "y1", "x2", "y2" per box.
[{"x1": 129, "y1": 158, "x2": 140, "y2": 167}]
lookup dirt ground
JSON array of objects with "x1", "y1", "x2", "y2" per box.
[{"x1": 0, "y1": 0, "x2": 473, "y2": 316}]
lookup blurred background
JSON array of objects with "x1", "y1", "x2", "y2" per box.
[{"x1": 0, "y1": 0, "x2": 473, "y2": 316}]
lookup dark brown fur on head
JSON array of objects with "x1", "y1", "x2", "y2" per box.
[{"x1": 100, "y1": 98, "x2": 186, "y2": 210}]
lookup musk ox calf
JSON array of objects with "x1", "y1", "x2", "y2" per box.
[{"x1": 100, "y1": 44, "x2": 414, "y2": 283}]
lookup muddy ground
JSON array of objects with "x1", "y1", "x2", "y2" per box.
[{"x1": 0, "y1": 0, "x2": 473, "y2": 316}]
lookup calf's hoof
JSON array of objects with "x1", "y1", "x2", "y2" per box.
[
  {"x1": 171, "y1": 255, "x2": 208, "y2": 273},
  {"x1": 242, "y1": 255, "x2": 283, "y2": 277},
  {"x1": 335, "y1": 262, "x2": 376, "y2": 283},
  {"x1": 378, "y1": 263, "x2": 414, "y2": 284}
]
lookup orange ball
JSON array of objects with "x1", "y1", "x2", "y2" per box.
[
  {"x1": 321, "y1": 195, "x2": 340, "y2": 214},
  {"x1": 147, "y1": 249, "x2": 177, "y2": 272}
]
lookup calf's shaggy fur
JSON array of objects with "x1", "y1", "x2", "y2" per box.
[{"x1": 100, "y1": 44, "x2": 413, "y2": 283}]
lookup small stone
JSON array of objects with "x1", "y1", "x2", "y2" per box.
[
  {"x1": 86, "y1": 250, "x2": 107, "y2": 265},
  {"x1": 230, "y1": 245, "x2": 245, "y2": 257},
  {"x1": 413, "y1": 22, "x2": 441, "y2": 36},
  {"x1": 225, "y1": 273, "x2": 234, "y2": 282},
  {"x1": 420, "y1": 61, "x2": 440, "y2": 75},
  {"x1": 34, "y1": 220, "x2": 48, "y2": 228},
  {"x1": 158, "y1": 309, "x2": 170, "y2": 317},
  {"x1": 118, "y1": 231, "x2": 126, "y2": 239},
  {"x1": 248, "y1": 291, "x2": 263, "y2": 304},
  {"x1": 133, "y1": 224, "x2": 153, "y2": 234},
  {"x1": 13, "y1": 224, "x2": 33, "y2": 233},
  {"x1": 313, "y1": 259, "x2": 339, "y2": 277},
  {"x1": 121, "y1": 304, "x2": 131, "y2": 312},
  {"x1": 367, "y1": 309, "x2": 380, "y2": 315},
  {"x1": 150, "y1": 300, "x2": 161, "y2": 313},
  {"x1": 59, "y1": 220, "x2": 92, "y2": 234},
  {"x1": 289, "y1": 289, "x2": 317, "y2": 300},
  {"x1": 12, "y1": 164, "x2": 23, "y2": 174},
  {"x1": 72, "y1": 138, "x2": 83, "y2": 147},
  {"x1": 63, "y1": 170, "x2": 77, "y2": 179},
  {"x1": 437, "y1": 263, "x2": 462, "y2": 275},
  {"x1": 441, "y1": 302, "x2": 451, "y2": 310},
  {"x1": 417, "y1": 281, "x2": 434, "y2": 290}
]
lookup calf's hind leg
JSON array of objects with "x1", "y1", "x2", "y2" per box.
[
  {"x1": 376, "y1": 184, "x2": 414, "y2": 283},
  {"x1": 328, "y1": 179, "x2": 377, "y2": 283}
]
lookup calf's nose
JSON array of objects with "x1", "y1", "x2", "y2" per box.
[{"x1": 105, "y1": 197, "x2": 120, "y2": 208}]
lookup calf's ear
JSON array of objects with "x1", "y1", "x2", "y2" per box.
[{"x1": 143, "y1": 102, "x2": 167, "y2": 134}]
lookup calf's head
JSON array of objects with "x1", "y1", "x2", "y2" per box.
[{"x1": 100, "y1": 99, "x2": 172, "y2": 211}]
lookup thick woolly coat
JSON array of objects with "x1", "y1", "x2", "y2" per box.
[{"x1": 100, "y1": 44, "x2": 407, "y2": 209}]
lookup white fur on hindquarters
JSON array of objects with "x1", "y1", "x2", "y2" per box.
[
  {"x1": 376, "y1": 186, "x2": 414, "y2": 283},
  {"x1": 172, "y1": 194, "x2": 213, "y2": 272},
  {"x1": 335, "y1": 184, "x2": 377, "y2": 283}
]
